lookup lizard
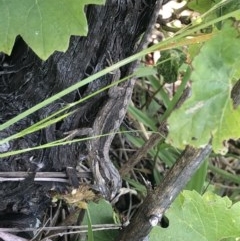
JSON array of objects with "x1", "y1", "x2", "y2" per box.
[
  {"x1": 64, "y1": 69, "x2": 135, "y2": 201},
  {"x1": 87, "y1": 70, "x2": 135, "y2": 201}
]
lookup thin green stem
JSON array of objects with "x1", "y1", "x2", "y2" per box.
[{"x1": 209, "y1": 163, "x2": 240, "y2": 184}]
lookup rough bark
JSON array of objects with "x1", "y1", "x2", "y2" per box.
[
  {"x1": 0, "y1": 0, "x2": 165, "y2": 228},
  {"x1": 116, "y1": 145, "x2": 212, "y2": 241}
]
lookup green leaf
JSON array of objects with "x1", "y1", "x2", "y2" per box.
[
  {"x1": 0, "y1": 0, "x2": 105, "y2": 59},
  {"x1": 83, "y1": 200, "x2": 118, "y2": 241},
  {"x1": 216, "y1": 0, "x2": 240, "y2": 20},
  {"x1": 157, "y1": 144, "x2": 180, "y2": 167},
  {"x1": 186, "y1": 159, "x2": 208, "y2": 193},
  {"x1": 167, "y1": 22, "x2": 240, "y2": 154},
  {"x1": 124, "y1": 177, "x2": 147, "y2": 197},
  {"x1": 147, "y1": 75, "x2": 171, "y2": 108},
  {"x1": 188, "y1": 0, "x2": 214, "y2": 14},
  {"x1": 150, "y1": 191, "x2": 240, "y2": 241},
  {"x1": 128, "y1": 105, "x2": 158, "y2": 131},
  {"x1": 135, "y1": 66, "x2": 158, "y2": 77},
  {"x1": 208, "y1": 163, "x2": 240, "y2": 185},
  {"x1": 156, "y1": 49, "x2": 186, "y2": 83}
]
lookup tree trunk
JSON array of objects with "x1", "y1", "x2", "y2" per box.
[{"x1": 0, "y1": 0, "x2": 166, "y2": 231}]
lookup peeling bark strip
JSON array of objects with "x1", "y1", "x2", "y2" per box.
[
  {"x1": 0, "y1": 171, "x2": 91, "y2": 183},
  {"x1": 0, "y1": 0, "x2": 161, "y2": 225}
]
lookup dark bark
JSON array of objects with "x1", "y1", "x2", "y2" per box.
[{"x1": 0, "y1": 0, "x2": 165, "y2": 229}]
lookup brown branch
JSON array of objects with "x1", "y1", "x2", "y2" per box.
[
  {"x1": 119, "y1": 122, "x2": 167, "y2": 176},
  {"x1": 119, "y1": 86, "x2": 191, "y2": 176},
  {"x1": 116, "y1": 145, "x2": 212, "y2": 241}
]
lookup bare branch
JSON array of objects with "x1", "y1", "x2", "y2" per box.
[{"x1": 116, "y1": 145, "x2": 212, "y2": 241}]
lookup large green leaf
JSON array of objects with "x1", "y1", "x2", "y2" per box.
[
  {"x1": 0, "y1": 0, "x2": 105, "y2": 59},
  {"x1": 167, "y1": 22, "x2": 240, "y2": 154},
  {"x1": 150, "y1": 191, "x2": 240, "y2": 241}
]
